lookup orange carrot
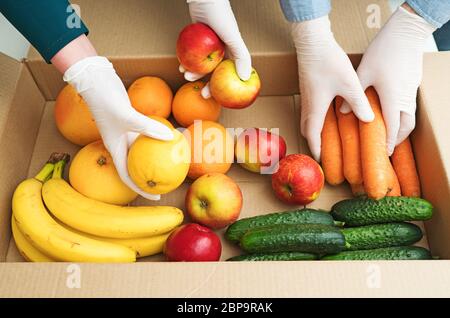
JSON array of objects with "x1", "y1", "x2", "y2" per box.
[
  {"x1": 387, "y1": 161, "x2": 401, "y2": 197},
  {"x1": 321, "y1": 101, "x2": 345, "y2": 186},
  {"x1": 335, "y1": 96, "x2": 364, "y2": 190},
  {"x1": 359, "y1": 87, "x2": 391, "y2": 199},
  {"x1": 391, "y1": 138, "x2": 421, "y2": 197}
]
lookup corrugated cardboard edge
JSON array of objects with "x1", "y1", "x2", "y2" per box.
[
  {"x1": 413, "y1": 52, "x2": 450, "y2": 259},
  {"x1": 0, "y1": 54, "x2": 46, "y2": 261},
  {"x1": 0, "y1": 261, "x2": 450, "y2": 297},
  {"x1": 25, "y1": 54, "x2": 301, "y2": 101}
]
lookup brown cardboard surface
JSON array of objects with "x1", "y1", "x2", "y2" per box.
[
  {"x1": 1, "y1": 0, "x2": 450, "y2": 296},
  {"x1": 4, "y1": 96, "x2": 357, "y2": 263},
  {"x1": 2, "y1": 50, "x2": 449, "y2": 296},
  {"x1": 4, "y1": 92, "x2": 431, "y2": 264},
  {"x1": 0, "y1": 54, "x2": 22, "y2": 140},
  {"x1": 25, "y1": 0, "x2": 391, "y2": 100},
  {"x1": 413, "y1": 53, "x2": 450, "y2": 259},
  {"x1": 1, "y1": 261, "x2": 450, "y2": 297},
  {"x1": 0, "y1": 54, "x2": 45, "y2": 261}
]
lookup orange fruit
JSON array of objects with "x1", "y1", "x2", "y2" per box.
[
  {"x1": 54, "y1": 84, "x2": 101, "y2": 146},
  {"x1": 183, "y1": 120, "x2": 234, "y2": 179},
  {"x1": 69, "y1": 140, "x2": 138, "y2": 205},
  {"x1": 128, "y1": 120, "x2": 191, "y2": 195},
  {"x1": 172, "y1": 82, "x2": 221, "y2": 127},
  {"x1": 127, "y1": 76, "x2": 173, "y2": 118}
]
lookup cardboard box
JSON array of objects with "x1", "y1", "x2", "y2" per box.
[{"x1": 1, "y1": 0, "x2": 450, "y2": 297}]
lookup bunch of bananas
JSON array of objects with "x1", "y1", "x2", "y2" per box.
[{"x1": 12, "y1": 153, "x2": 184, "y2": 263}]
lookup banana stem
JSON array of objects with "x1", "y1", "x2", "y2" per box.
[
  {"x1": 35, "y1": 153, "x2": 70, "y2": 182},
  {"x1": 35, "y1": 163, "x2": 55, "y2": 183},
  {"x1": 52, "y1": 159, "x2": 67, "y2": 179}
]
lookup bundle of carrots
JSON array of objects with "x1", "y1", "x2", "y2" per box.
[{"x1": 320, "y1": 87, "x2": 421, "y2": 200}]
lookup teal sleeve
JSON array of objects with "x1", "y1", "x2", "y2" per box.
[
  {"x1": 407, "y1": 0, "x2": 450, "y2": 28},
  {"x1": 0, "y1": 0, "x2": 89, "y2": 63}
]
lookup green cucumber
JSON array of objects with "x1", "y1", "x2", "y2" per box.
[
  {"x1": 240, "y1": 224, "x2": 345, "y2": 254},
  {"x1": 331, "y1": 197, "x2": 433, "y2": 226},
  {"x1": 225, "y1": 209, "x2": 334, "y2": 243},
  {"x1": 342, "y1": 222, "x2": 423, "y2": 251},
  {"x1": 322, "y1": 246, "x2": 432, "y2": 260},
  {"x1": 227, "y1": 251, "x2": 318, "y2": 262}
]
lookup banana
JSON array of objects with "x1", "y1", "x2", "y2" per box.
[
  {"x1": 99, "y1": 233, "x2": 170, "y2": 258},
  {"x1": 11, "y1": 215, "x2": 53, "y2": 262},
  {"x1": 12, "y1": 160, "x2": 136, "y2": 263},
  {"x1": 55, "y1": 218, "x2": 171, "y2": 258},
  {"x1": 42, "y1": 176, "x2": 184, "y2": 239}
]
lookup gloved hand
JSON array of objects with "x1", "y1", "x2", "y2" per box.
[
  {"x1": 292, "y1": 15, "x2": 374, "y2": 161},
  {"x1": 180, "y1": 0, "x2": 252, "y2": 98},
  {"x1": 341, "y1": 6, "x2": 436, "y2": 155},
  {"x1": 63, "y1": 56, "x2": 174, "y2": 201}
]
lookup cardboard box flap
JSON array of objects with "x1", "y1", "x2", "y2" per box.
[
  {"x1": 27, "y1": 0, "x2": 391, "y2": 60},
  {"x1": 0, "y1": 53, "x2": 23, "y2": 140},
  {"x1": 0, "y1": 53, "x2": 46, "y2": 261},
  {"x1": 1, "y1": 261, "x2": 450, "y2": 297},
  {"x1": 413, "y1": 52, "x2": 450, "y2": 259},
  {"x1": 25, "y1": 0, "x2": 391, "y2": 100}
]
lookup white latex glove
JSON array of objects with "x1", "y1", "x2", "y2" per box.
[
  {"x1": 63, "y1": 56, "x2": 174, "y2": 201},
  {"x1": 341, "y1": 7, "x2": 436, "y2": 155},
  {"x1": 292, "y1": 15, "x2": 374, "y2": 161},
  {"x1": 180, "y1": 0, "x2": 252, "y2": 98}
]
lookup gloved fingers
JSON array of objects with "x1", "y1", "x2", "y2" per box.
[
  {"x1": 127, "y1": 112, "x2": 174, "y2": 141},
  {"x1": 127, "y1": 132, "x2": 140, "y2": 147},
  {"x1": 380, "y1": 100, "x2": 401, "y2": 156},
  {"x1": 340, "y1": 86, "x2": 374, "y2": 122},
  {"x1": 201, "y1": 82, "x2": 211, "y2": 99},
  {"x1": 339, "y1": 64, "x2": 374, "y2": 119},
  {"x1": 299, "y1": 95, "x2": 310, "y2": 137},
  {"x1": 184, "y1": 70, "x2": 206, "y2": 81},
  {"x1": 109, "y1": 135, "x2": 161, "y2": 201},
  {"x1": 179, "y1": 64, "x2": 205, "y2": 81},
  {"x1": 339, "y1": 101, "x2": 352, "y2": 114},
  {"x1": 188, "y1": 0, "x2": 251, "y2": 80},
  {"x1": 228, "y1": 43, "x2": 252, "y2": 80},
  {"x1": 303, "y1": 114, "x2": 327, "y2": 162},
  {"x1": 301, "y1": 97, "x2": 333, "y2": 162},
  {"x1": 396, "y1": 111, "x2": 416, "y2": 146}
]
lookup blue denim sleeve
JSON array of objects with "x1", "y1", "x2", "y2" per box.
[
  {"x1": 407, "y1": 0, "x2": 450, "y2": 28},
  {"x1": 279, "y1": 0, "x2": 331, "y2": 22}
]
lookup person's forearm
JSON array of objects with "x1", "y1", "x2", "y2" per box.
[
  {"x1": 0, "y1": 0, "x2": 89, "y2": 64},
  {"x1": 406, "y1": 0, "x2": 450, "y2": 28},
  {"x1": 279, "y1": 0, "x2": 331, "y2": 22},
  {"x1": 51, "y1": 35, "x2": 97, "y2": 74}
]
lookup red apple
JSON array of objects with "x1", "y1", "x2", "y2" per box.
[
  {"x1": 185, "y1": 173, "x2": 242, "y2": 229},
  {"x1": 164, "y1": 223, "x2": 222, "y2": 262},
  {"x1": 271, "y1": 154, "x2": 324, "y2": 205},
  {"x1": 176, "y1": 23, "x2": 225, "y2": 74},
  {"x1": 210, "y1": 59, "x2": 261, "y2": 109},
  {"x1": 235, "y1": 128, "x2": 287, "y2": 174}
]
